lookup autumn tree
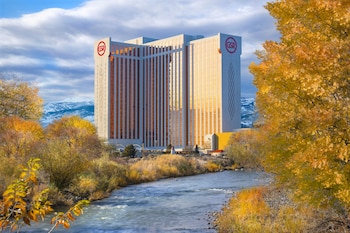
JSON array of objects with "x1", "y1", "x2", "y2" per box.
[
  {"x1": 226, "y1": 129, "x2": 263, "y2": 169},
  {"x1": 250, "y1": 0, "x2": 350, "y2": 212},
  {"x1": 0, "y1": 116, "x2": 44, "y2": 195},
  {"x1": 45, "y1": 115, "x2": 102, "y2": 158},
  {"x1": 41, "y1": 116, "x2": 102, "y2": 190},
  {"x1": 0, "y1": 116, "x2": 44, "y2": 158},
  {"x1": 0, "y1": 75, "x2": 43, "y2": 120}
]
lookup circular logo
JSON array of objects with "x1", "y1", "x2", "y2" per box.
[
  {"x1": 97, "y1": 41, "x2": 106, "y2": 56},
  {"x1": 225, "y1": 37, "x2": 237, "y2": 54}
]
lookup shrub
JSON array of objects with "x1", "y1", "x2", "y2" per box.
[
  {"x1": 123, "y1": 144, "x2": 137, "y2": 158},
  {"x1": 215, "y1": 186, "x2": 331, "y2": 233},
  {"x1": 226, "y1": 129, "x2": 263, "y2": 169},
  {"x1": 39, "y1": 139, "x2": 89, "y2": 190},
  {"x1": 205, "y1": 161, "x2": 221, "y2": 172},
  {"x1": 216, "y1": 187, "x2": 270, "y2": 233}
]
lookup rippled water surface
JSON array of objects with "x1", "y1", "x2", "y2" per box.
[{"x1": 23, "y1": 171, "x2": 270, "y2": 233}]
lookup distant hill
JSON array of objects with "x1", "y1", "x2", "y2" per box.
[{"x1": 40, "y1": 97, "x2": 257, "y2": 128}]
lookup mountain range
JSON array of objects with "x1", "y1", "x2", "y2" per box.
[{"x1": 40, "y1": 97, "x2": 257, "y2": 128}]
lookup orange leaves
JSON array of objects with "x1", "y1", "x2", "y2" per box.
[
  {"x1": 0, "y1": 158, "x2": 89, "y2": 232},
  {"x1": 0, "y1": 158, "x2": 54, "y2": 231},
  {"x1": 50, "y1": 200, "x2": 89, "y2": 231},
  {"x1": 0, "y1": 116, "x2": 44, "y2": 158},
  {"x1": 251, "y1": 0, "x2": 350, "y2": 211}
]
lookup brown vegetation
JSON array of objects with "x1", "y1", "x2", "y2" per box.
[{"x1": 216, "y1": 186, "x2": 350, "y2": 233}]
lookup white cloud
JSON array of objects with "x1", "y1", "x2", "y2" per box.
[{"x1": 0, "y1": 0, "x2": 278, "y2": 102}]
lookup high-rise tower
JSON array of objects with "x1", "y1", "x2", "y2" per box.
[{"x1": 94, "y1": 33, "x2": 241, "y2": 148}]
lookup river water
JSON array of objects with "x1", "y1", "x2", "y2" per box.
[{"x1": 23, "y1": 171, "x2": 271, "y2": 233}]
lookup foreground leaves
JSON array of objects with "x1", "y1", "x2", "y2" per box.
[
  {"x1": 0, "y1": 158, "x2": 53, "y2": 232},
  {"x1": 250, "y1": 0, "x2": 350, "y2": 212},
  {"x1": 49, "y1": 200, "x2": 90, "y2": 233},
  {"x1": 0, "y1": 158, "x2": 89, "y2": 233}
]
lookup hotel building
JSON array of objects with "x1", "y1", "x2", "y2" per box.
[{"x1": 94, "y1": 33, "x2": 241, "y2": 149}]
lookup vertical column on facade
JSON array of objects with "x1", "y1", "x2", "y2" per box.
[
  {"x1": 166, "y1": 48, "x2": 170, "y2": 146},
  {"x1": 109, "y1": 56, "x2": 113, "y2": 139},
  {"x1": 117, "y1": 56, "x2": 121, "y2": 139},
  {"x1": 130, "y1": 54, "x2": 134, "y2": 139},
  {"x1": 188, "y1": 44, "x2": 194, "y2": 147},
  {"x1": 174, "y1": 46, "x2": 179, "y2": 146},
  {"x1": 199, "y1": 43, "x2": 203, "y2": 147},
  {"x1": 159, "y1": 48, "x2": 163, "y2": 147},
  {"x1": 113, "y1": 56, "x2": 117, "y2": 139},
  {"x1": 205, "y1": 41, "x2": 208, "y2": 144},
  {"x1": 215, "y1": 39, "x2": 219, "y2": 134},
  {"x1": 138, "y1": 47, "x2": 143, "y2": 143},
  {"x1": 177, "y1": 46, "x2": 180, "y2": 147},
  {"x1": 144, "y1": 48, "x2": 148, "y2": 146},
  {"x1": 152, "y1": 49, "x2": 155, "y2": 147},
  {"x1": 157, "y1": 48, "x2": 160, "y2": 147},
  {"x1": 162, "y1": 47, "x2": 166, "y2": 147},
  {"x1": 154, "y1": 47, "x2": 158, "y2": 147},
  {"x1": 162, "y1": 48, "x2": 168, "y2": 147},
  {"x1": 157, "y1": 48, "x2": 162, "y2": 147},
  {"x1": 170, "y1": 48, "x2": 173, "y2": 146},
  {"x1": 120, "y1": 56, "x2": 123, "y2": 139},
  {"x1": 126, "y1": 54, "x2": 130, "y2": 139},
  {"x1": 154, "y1": 49, "x2": 158, "y2": 147},
  {"x1": 183, "y1": 45, "x2": 188, "y2": 147},
  {"x1": 208, "y1": 40, "x2": 216, "y2": 136},
  {"x1": 147, "y1": 47, "x2": 151, "y2": 147},
  {"x1": 142, "y1": 48, "x2": 146, "y2": 146},
  {"x1": 132, "y1": 48, "x2": 137, "y2": 139},
  {"x1": 121, "y1": 56, "x2": 125, "y2": 139}
]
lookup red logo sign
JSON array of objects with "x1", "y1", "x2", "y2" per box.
[
  {"x1": 225, "y1": 37, "x2": 237, "y2": 54},
  {"x1": 97, "y1": 41, "x2": 106, "y2": 56}
]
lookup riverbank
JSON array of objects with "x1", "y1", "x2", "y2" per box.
[
  {"x1": 52, "y1": 153, "x2": 236, "y2": 207},
  {"x1": 215, "y1": 184, "x2": 350, "y2": 232}
]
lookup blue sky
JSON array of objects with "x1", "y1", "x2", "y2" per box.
[
  {"x1": 0, "y1": 0, "x2": 279, "y2": 103},
  {"x1": 0, "y1": 0, "x2": 86, "y2": 17}
]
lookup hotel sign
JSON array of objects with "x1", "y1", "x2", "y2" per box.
[
  {"x1": 225, "y1": 37, "x2": 237, "y2": 54},
  {"x1": 97, "y1": 41, "x2": 106, "y2": 56}
]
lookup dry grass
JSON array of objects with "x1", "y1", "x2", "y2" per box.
[
  {"x1": 127, "y1": 154, "x2": 205, "y2": 183},
  {"x1": 216, "y1": 186, "x2": 350, "y2": 233}
]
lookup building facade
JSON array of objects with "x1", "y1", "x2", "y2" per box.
[{"x1": 94, "y1": 33, "x2": 241, "y2": 149}]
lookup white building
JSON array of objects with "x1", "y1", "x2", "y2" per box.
[{"x1": 94, "y1": 33, "x2": 241, "y2": 148}]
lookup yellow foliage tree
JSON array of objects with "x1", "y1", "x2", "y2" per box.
[
  {"x1": 0, "y1": 116, "x2": 44, "y2": 158},
  {"x1": 250, "y1": 0, "x2": 350, "y2": 212},
  {"x1": 0, "y1": 76, "x2": 43, "y2": 120},
  {"x1": 226, "y1": 129, "x2": 263, "y2": 169},
  {"x1": 0, "y1": 116, "x2": 44, "y2": 196},
  {"x1": 45, "y1": 115, "x2": 102, "y2": 158}
]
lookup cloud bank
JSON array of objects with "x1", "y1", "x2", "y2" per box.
[{"x1": 0, "y1": 0, "x2": 279, "y2": 102}]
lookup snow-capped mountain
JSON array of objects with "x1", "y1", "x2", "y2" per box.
[
  {"x1": 241, "y1": 97, "x2": 257, "y2": 128},
  {"x1": 40, "y1": 97, "x2": 94, "y2": 127},
  {"x1": 40, "y1": 97, "x2": 257, "y2": 128}
]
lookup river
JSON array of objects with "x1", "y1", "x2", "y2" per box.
[{"x1": 22, "y1": 171, "x2": 271, "y2": 233}]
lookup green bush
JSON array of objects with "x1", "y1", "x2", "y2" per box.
[{"x1": 123, "y1": 144, "x2": 137, "y2": 158}]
